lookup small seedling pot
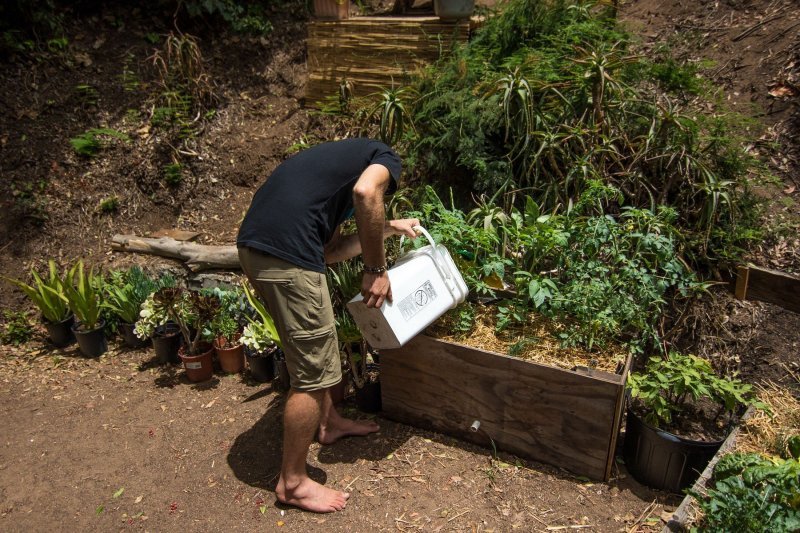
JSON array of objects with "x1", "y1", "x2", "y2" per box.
[
  {"x1": 215, "y1": 337, "x2": 245, "y2": 374},
  {"x1": 71, "y1": 320, "x2": 107, "y2": 358},
  {"x1": 152, "y1": 323, "x2": 181, "y2": 364},
  {"x1": 119, "y1": 322, "x2": 148, "y2": 349},
  {"x1": 623, "y1": 408, "x2": 725, "y2": 492},
  {"x1": 45, "y1": 314, "x2": 76, "y2": 348},
  {"x1": 355, "y1": 364, "x2": 381, "y2": 413},
  {"x1": 273, "y1": 349, "x2": 291, "y2": 391},
  {"x1": 179, "y1": 344, "x2": 214, "y2": 383},
  {"x1": 246, "y1": 346, "x2": 277, "y2": 383}
]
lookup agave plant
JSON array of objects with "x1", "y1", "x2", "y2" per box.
[
  {"x1": 2, "y1": 261, "x2": 72, "y2": 324},
  {"x1": 62, "y1": 260, "x2": 105, "y2": 331}
]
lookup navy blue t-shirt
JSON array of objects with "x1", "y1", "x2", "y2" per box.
[{"x1": 237, "y1": 138, "x2": 401, "y2": 272}]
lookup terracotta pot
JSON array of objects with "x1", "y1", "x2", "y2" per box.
[
  {"x1": 179, "y1": 343, "x2": 214, "y2": 383},
  {"x1": 214, "y1": 337, "x2": 245, "y2": 374},
  {"x1": 71, "y1": 320, "x2": 107, "y2": 358}
]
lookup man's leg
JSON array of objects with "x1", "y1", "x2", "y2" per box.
[
  {"x1": 318, "y1": 384, "x2": 380, "y2": 445},
  {"x1": 275, "y1": 388, "x2": 350, "y2": 513}
]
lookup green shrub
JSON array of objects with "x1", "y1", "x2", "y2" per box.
[
  {"x1": 104, "y1": 266, "x2": 176, "y2": 325},
  {"x1": 0, "y1": 311, "x2": 34, "y2": 346},
  {"x1": 70, "y1": 128, "x2": 129, "y2": 157},
  {"x1": 692, "y1": 451, "x2": 800, "y2": 532},
  {"x1": 627, "y1": 353, "x2": 764, "y2": 428}
]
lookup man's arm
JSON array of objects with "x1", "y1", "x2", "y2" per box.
[{"x1": 322, "y1": 164, "x2": 418, "y2": 308}]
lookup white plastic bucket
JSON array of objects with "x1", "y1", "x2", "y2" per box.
[{"x1": 347, "y1": 226, "x2": 469, "y2": 349}]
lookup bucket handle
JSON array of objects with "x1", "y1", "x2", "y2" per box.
[{"x1": 399, "y1": 226, "x2": 452, "y2": 281}]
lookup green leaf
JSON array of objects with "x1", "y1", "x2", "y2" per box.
[
  {"x1": 96, "y1": 505, "x2": 104, "y2": 515},
  {"x1": 113, "y1": 487, "x2": 124, "y2": 499}
]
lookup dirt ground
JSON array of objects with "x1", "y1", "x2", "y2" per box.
[{"x1": 0, "y1": 0, "x2": 798, "y2": 531}]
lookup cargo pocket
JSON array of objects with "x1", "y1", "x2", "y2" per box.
[{"x1": 287, "y1": 326, "x2": 338, "y2": 389}]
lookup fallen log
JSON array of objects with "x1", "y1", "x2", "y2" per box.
[{"x1": 111, "y1": 235, "x2": 239, "y2": 272}]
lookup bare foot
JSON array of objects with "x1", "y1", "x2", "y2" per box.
[
  {"x1": 318, "y1": 417, "x2": 380, "y2": 445},
  {"x1": 275, "y1": 476, "x2": 349, "y2": 513}
]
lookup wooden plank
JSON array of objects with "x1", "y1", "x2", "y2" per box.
[
  {"x1": 380, "y1": 335, "x2": 626, "y2": 481},
  {"x1": 148, "y1": 229, "x2": 201, "y2": 242},
  {"x1": 305, "y1": 16, "x2": 470, "y2": 106},
  {"x1": 734, "y1": 264, "x2": 749, "y2": 300},
  {"x1": 734, "y1": 264, "x2": 800, "y2": 313},
  {"x1": 604, "y1": 353, "x2": 633, "y2": 480}
]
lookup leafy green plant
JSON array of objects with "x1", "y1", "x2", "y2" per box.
[
  {"x1": 2, "y1": 260, "x2": 71, "y2": 323},
  {"x1": 163, "y1": 162, "x2": 183, "y2": 186},
  {"x1": 181, "y1": 0, "x2": 273, "y2": 35},
  {"x1": 97, "y1": 196, "x2": 119, "y2": 214},
  {"x1": 691, "y1": 451, "x2": 800, "y2": 532},
  {"x1": 104, "y1": 266, "x2": 175, "y2": 325},
  {"x1": 136, "y1": 287, "x2": 219, "y2": 355},
  {"x1": 239, "y1": 282, "x2": 281, "y2": 352},
  {"x1": 0, "y1": 311, "x2": 34, "y2": 346},
  {"x1": 75, "y1": 83, "x2": 98, "y2": 107},
  {"x1": 205, "y1": 286, "x2": 248, "y2": 348},
  {"x1": 69, "y1": 128, "x2": 129, "y2": 157},
  {"x1": 369, "y1": 86, "x2": 414, "y2": 146},
  {"x1": 627, "y1": 352, "x2": 765, "y2": 430},
  {"x1": 62, "y1": 260, "x2": 105, "y2": 331}
]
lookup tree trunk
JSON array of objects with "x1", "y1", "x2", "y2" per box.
[{"x1": 111, "y1": 235, "x2": 239, "y2": 272}]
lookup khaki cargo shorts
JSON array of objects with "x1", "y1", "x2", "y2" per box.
[{"x1": 238, "y1": 247, "x2": 342, "y2": 391}]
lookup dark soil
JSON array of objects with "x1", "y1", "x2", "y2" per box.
[{"x1": 1, "y1": 0, "x2": 798, "y2": 531}]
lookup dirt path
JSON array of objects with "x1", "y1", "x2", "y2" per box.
[{"x1": 0, "y1": 342, "x2": 676, "y2": 532}]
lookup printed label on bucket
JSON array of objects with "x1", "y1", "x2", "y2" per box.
[
  {"x1": 398, "y1": 280, "x2": 437, "y2": 321},
  {"x1": 185, "y1": 362, "x2": 203, "y2": 370}
]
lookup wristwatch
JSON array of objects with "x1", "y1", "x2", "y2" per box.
[{"x1": 363, "y1": 264, "x2": 387, "y2": 274}]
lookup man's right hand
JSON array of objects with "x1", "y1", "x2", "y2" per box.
[{"x1": 361, "y1": 271, "x2": 391, "y2": 308}]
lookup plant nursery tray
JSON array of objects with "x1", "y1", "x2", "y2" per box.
[{"x1": 380, "y1": 335, "x2": 632, "y2": 481}]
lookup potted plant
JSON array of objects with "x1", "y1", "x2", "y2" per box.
[
  {"x1": 208, "y1": 286, "x2": 247, "y2": 374},
  {"x1": 105, "y1": 266, "x2": 175, "y2": 348},
  {"x1": 63, "y1": 260, "x2": 107, "y2": 358},
  {"x1": 2, "y1": 260, "x2": 75, "y2": 347},
  {"x1": 240, "y1": 282, "x2": 282, "y2": 384},
  {"x1": 136, "y1": 287, "x2": 219, "y2": 382},
  {"x1": 624, "y1": 352, "x2": 765, "y2": 492}
]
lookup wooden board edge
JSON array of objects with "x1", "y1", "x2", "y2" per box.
[
  {"x1": 734, "y1": 264, "x2": 749, "y2": 300},
  {"x1": 423, "y1": 335, "x2": 626, "y2": 385},
  {"x1": 603, "y1": 352, "x2": 633, "y2": 480}
]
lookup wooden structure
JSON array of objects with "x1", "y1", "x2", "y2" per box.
[
  {"x1": 305, "y1": 16, "x2": 471, "y2": 106},
  {"x1": 380, "y1": 335, "x2": 632, "y2": 481},
  {"x1": 734, "y1": 264, "x2": 800, "y2": 313}
]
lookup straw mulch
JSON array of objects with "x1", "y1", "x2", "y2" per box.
[
  {"x1": 735, "y1": 381, "x2": 800, "y2": 457},
  {"x1": 426, "y1": 304, "x2": 628, "y2": 374}
]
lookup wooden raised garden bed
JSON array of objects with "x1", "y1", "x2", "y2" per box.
[{"x1": 380, "y1": 335, "x2": 632, "y2": 481}]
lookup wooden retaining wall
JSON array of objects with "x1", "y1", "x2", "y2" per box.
[
  {"x1": 380, "y1": 335, "x2": 632, "y2": 481},
  {"x1": 305, "y1": 16, "x2": 471, "y2": 106},
  {"x1": 734, "y1": 263, "x2": 800, "y2": 313}
]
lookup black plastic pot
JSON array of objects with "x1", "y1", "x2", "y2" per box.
[
  {"x1": 119, "y1": 322, "x2": 148, "y2": 349},
  {"x1": 273, "y1": 349, "x2": 291, "y2": 391},
  {"x1": 623, "y1": 408, "x2": 725, "y2": 492},
  {"x1": 44, "y1": 314, "x2": 76, "y2": 348},
  {"x1": 355, "y1": 364, "x2": 382, "y2": 413},
  {"x1": 72, "y1": 320, "x2": 107, "y2": 358},
  {"x1": 246, "y1": 346, "x2": 277, "y2": 383},
  {"x1": 152, "y1": 323, "x2": 182, "y2": 364}
]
